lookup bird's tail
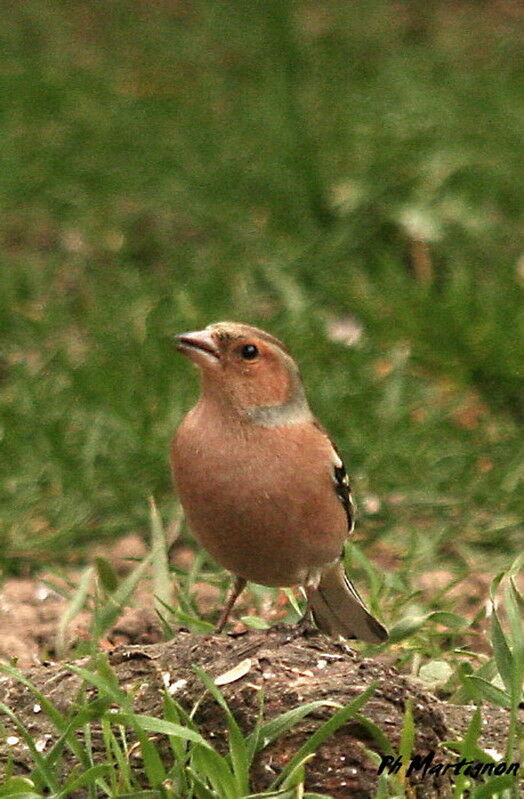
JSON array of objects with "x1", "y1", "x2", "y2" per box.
[{"x1": 307, "y1": 561, "x2": 388, "y2": 644}]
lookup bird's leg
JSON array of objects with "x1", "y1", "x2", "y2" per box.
[
  {"x1": 293, "y1": 587, "x2": 319, "y2": 636},
  {"x1": 215, "y1": 576, "x2": 247, "y2": 633}
]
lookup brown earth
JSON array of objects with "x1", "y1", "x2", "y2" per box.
[
  {"x1": 0, "y1": 533, "x2": 521, "y2": 797},
  {"x1": 0, "y1": 626, "x2": 519, "y2": 798}
]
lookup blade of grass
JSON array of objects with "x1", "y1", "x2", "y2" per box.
[
  {"x1": 462, "y1": 676, "x2": 511, "y2": 708},
  {"x1": 398, "y1": 699, "x2": 415, "y2": 786},
  {"x1": 489, "y1": 607, "x2": 513, "y2": 695},
  {"x1": 250, "y1": 700, "x2": 334, "y2": 754},
  {"x1": 109, "y1": 712, "x2": 214, "y2": 749},
  {"x1": 503, "y1": 581, "x2": 524, "y2": 772},
  {"x1": 41, "y1": 698, "x2": 113, "y2": 775},
  {"x1": 149, "y1": 496, "x2": 174, "y2": 616},
  {"x1": 55, "y1": 565, "x2": 94, "y2": 657},
  {"x1": 0, "y1": 701, "x2": 58, "y2": 793},
  {"x1": 269, "y1": 684, "x2": 376, "y2": 789},
  {"x1": 185, "y1": 766, "x2": 219, "y2": 799},
  {"x1": 191, "y1": 745, "x2": 238, "y2": 799},
  {"x1": 352, "y1": 712, "x2": 394, "y2": 756},
  {"x1": 0, "y1": 663, "x2": 97, "y2": 771},
  {"x1": 95, "y1": 558, "x2": 119, "y2": 595},
  {"x1": 0, "y1": 663, "x2": 68, "y2": 731},
  {"x1": 65, "y1": 663, "x2": 131, "y2": 710},
  {"x1": 282, "y1": 587, "x2": 302, "y2": 617},
  {"x1": 162, "y1": 696, "x2": 190, "y2": 796},
  {"x1": 245, "y1": 687, "x2": 264, "y2": 766},
  {"x1": 55, "y1": 764, "x2": 112, "y2": 798},
  {"x1": 471, "y1": 774, "x2": 519, "y2": 799},
  {"x1": 193, "y1": 666, "x2": 249, "y2": 795},
  {"x1": 451, "y1": 707, "x2": 481, "y2": 799},
  {"x1": 280, "y1": 757, "x2": 312, "y2": 790},
  {"x1": 131, "y1": 723, "x2": 167, "y2": 789},
  {"x1": 101, "y1": 715, "x2": 129, "y2": 794},
  {"x1": 91, "y1": 552, "x2": 153, "y2": 644},
  {"x1": 450, "y1": 658, "x2": 498, "y2": 704}
]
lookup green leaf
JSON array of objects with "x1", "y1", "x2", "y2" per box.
[
  {"x1": 426, "y1": 611, "x2": 469, "y2": 629},
  {"x1": 507, "y1": 551, "x2": 524, "y2": 578},
  {"x1": 95, "y1": 650, "x2": 121, "y2": 693},
  {"x1": 282, "y1": 587, "x2": 302, "y2": 617},
  {"x1": 386, "y1": 614, "x2": 428, "y2": 642},
  {"x1": 489, "y1": 571, "x2": 507, "y2": 602},
  {"x1": 42, "y1": 696, "x2": 112, "y2": 773},
  {"x1": 389, "y1": 610, "x2": 469, "y2": 643},
  {"x1": 463, "y1": 676, "x2": 511, "y2": 708},
  {"x1": 280, "y1": 757, "x2": 312, "y2": 789},
  {"x1": 0, "y1": 794, "x2": 43, "y2": 799},
  {"x1": 450, "y1": 659, "x2": 497, "y2": 704},
  {"x1": 101, "y1": 715, "x2": 131, "y2": 793},
  {"x1": 505, "y1": 582, "x2": 524, "y2": 670},
  {"x1": 387, "y1": 609, "x2": 466, "y2": 642},
  {"x1": 173, "y1": 610, "x2": 215, "y2": 634},
  {"x1": 251, "y1": 701, "x2": 330, "y2": 753},
  {"x1": 441, "y1": 740, "x2": 495, "y2": 765},
  {"x1": 490, "y1": 605, "x2": 514, "y2": 695},
  {"x1": 451, "y1": 706, "x2": 482, "y2": 799},
  {"x1": 0, "y1": 777, "x2": 38, "y2": 797},
  {"x1": 245, "y1": 687, "x2": 264, "y2": 765},
  {"x1": 240, "y1": 615, "x2": 270, "y2": 630},
  {"x1": 441, "y1": 707, "x2": 485, "y2": 763}
]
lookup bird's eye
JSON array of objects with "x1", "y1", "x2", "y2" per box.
[{"x1": 239, "y1": 343, "x2": 259, "y2": 360}]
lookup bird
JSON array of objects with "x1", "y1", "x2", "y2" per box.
[{"x1": 170, "y1": 321, "x2": 388, "y2": 643}]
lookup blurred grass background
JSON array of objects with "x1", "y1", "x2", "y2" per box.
[{"x1": 0, "y1": 0, "x2": 522, "y2": 581}]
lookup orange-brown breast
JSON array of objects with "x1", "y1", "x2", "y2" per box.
[{"x1": 171, "y1": 406, "x2": 348, "y2": 586}]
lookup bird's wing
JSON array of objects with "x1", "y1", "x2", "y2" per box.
[
  {"x1": 330, "y1": 444, "x2": 355, "y2": 534},
  {"x1": 312, "y1": 420, "x2": 355, "y2": 535}
]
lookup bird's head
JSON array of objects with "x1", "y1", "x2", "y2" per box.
[{"x1": 174, "y1": 322, "x2": 309, "y2": 422}]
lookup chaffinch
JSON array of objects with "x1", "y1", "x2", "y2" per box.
[{"x1": 171, "y1": 321, "x2": 388, "y2": 643}]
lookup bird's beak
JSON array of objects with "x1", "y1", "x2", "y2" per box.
[{"x1": 173, "y1": 329, "x2": 220, "y2": 365}]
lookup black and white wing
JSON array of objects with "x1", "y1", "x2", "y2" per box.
[{"x1": 331, "y1": 444, "x2": 355, "y2": 534}]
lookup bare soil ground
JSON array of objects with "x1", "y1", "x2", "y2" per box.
[{"x1": 0, "y1": 535, "x2": 521, "y2": 797}]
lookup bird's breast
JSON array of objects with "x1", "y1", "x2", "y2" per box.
[{"x1": 171, "y1": 412, "x2": 348, "y2": 586}]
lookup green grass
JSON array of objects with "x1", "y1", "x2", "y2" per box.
[
  {"x1": 0, "y1": 1, "x2": 522, "y2": 564},
  {"x1": 0, "y1": 1, "x2": 522, "y2": 795}
]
